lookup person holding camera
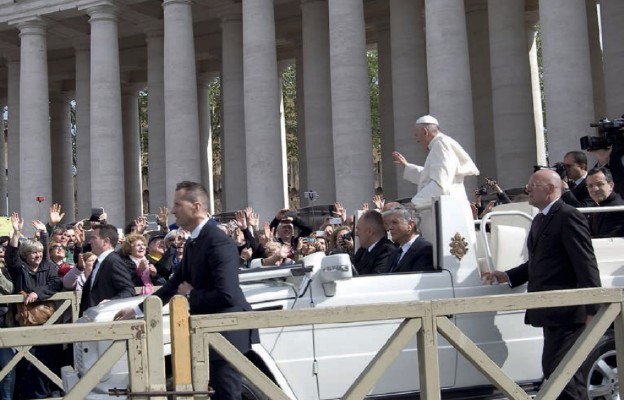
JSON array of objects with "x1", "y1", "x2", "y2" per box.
[
  {"x1": 561, "y1": 151, "x2": 595, "y2": 208},
  {"x1": 269, "y1": 208, "x2": 313, "y2": 249},
  {"x1": 352, "y1": 210, "x2": 396, "y2": 275},
  {"x1": 329, "y1": 226, "x2": 353, "y2": 256}
]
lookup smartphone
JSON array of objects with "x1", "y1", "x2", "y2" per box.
[
  {"x1": 145, "y1": 214, "x2": 160, "y2": 232},
  {"x1": 329, "y1": 217, "x2": 342, "y2": 225},
  {"x1": 315, "y1": 231, "x2": 326, "y2": 237}
]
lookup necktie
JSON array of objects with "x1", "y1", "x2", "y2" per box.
[
  {"x1": 388, "y1": 247, "x2": 404, "y2": 273},
  {"x1": 530, "y1": 213, "x2": 546, "y2": 242},
  {"x1": 89, "y1": 260, "x2": 100, "y2": 286}
]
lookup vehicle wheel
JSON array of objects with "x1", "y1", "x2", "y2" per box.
[
  {"x1": 242, "y1": 376, "x2": 268, "y2": 400},
  {"x1": 582, "y1": 332, "x2": 618, "y2": 400}
]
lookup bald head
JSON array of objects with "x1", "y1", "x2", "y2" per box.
[{"x1": 526, "y1": 170, "x2": 562, "y2": 210}]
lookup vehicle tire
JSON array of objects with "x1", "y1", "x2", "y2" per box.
[
  {"x1": 581, "y1": 331, "x2": 618, "y2": 400},
  {"x1": 242, "y1": 376, "x2": 268, "y2": 400}
]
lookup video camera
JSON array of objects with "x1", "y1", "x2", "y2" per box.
[
  {"x1": 580, "y1": 115, "x2": 624, "y2": 151},
  {"x1": 533, "y1": 162, "x2": 567, "y2": 179}
]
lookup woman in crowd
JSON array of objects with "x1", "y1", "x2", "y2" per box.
[
  {"x1": 120, "y1": 234, "x2": 167, "y2": 294},
  {"x1": 6, "y1": 213, "x2": 62, "y2": 399}
]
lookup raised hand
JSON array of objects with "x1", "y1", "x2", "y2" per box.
[
  {"x1": 372, "y1": 194, "x2": 385, "y2": 210},
  {"x1": 157, "y1": 207, "x2": 169, "y2": 227},
  {"x1": 31, "y1": 219, "x2": 46, "y2": 232},
  {"x1": 360, "y1": 202, "x2": 369, "y2": 211},
  {"x1": 334, "y1": 202, "x2": 345, "y2": 222},
  {"x1": 392, "y1": 151, "x2": 408, "y2": 166},
  {"x1": 134, "y1": 216, "x2": 147, "y2": 234},
  {"x1": 235, "y1": 210, "x2": 247, "y2": 230},
  {"x1": 10, "y1": 212, "x2": 23, "y2": 234},
  {"x1": 245, "y1": 208, "x2": 259, "y2": 231},
  {"x1": 49, "y1": 203, "x2": 65, "y2": 226},
  {"x1": 263, "y1": 221, "x2": 274, "y2": 242}
]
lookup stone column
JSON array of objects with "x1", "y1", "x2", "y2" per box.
[
  {"x1": 376, "y1": 22, "x2": 396, "y2": 200},
  {"x1": 0, "y1": 90, "x2": 7, "y2": 215},
  {"x1": 17, "y1": 18, "x2": 52, "y2": 223},
  {"x1": 6, "y1": 56, "x2": 19, "y2": 213},
  {"x1": 145, "y1": 27, "x2": 167, "y2": 211},
  {"x1": 526, "y1": 12, "x2": 546, "y2": 166},
  {"x1": 600, "y1": 0, "x2": 624, "y2": 117},
  {"x1": 197, "y1": 75, "x2": 215, "y2": 215},
  {"x1": 425, "y1": 0, "x2": 477, "y2": 191},
  {"x1": 163, "y1": 0, "x2": 201, "y2": 207},
  {"x1": 49, "y1": 92, "x2": 75, "y2": 218},
  {"x1": 85, "y1": 3, "x2": 125, "y2": 227},
  {"x1": 301, "y1": 0, "x2": 335, "y2": 205},
  {"x1": 278, "y1": 62, "x2": 290, "y2": 209},
  {"x1": 220, "y1": 12, "x2": 248, "y2": 211},
  {"x1": 488, "y1": 0, "x2": 536, "y2": 187},
  {"x1": 295, "y1": 44, "x2": 308, "y2": 205},
  {"x1": 586, "y1": 0, "x2": 605, "y2": 119},
  {"x1": 121, "y1": 84, "x2": 143, "y2": 220},
  {"x1": 390, "y1": 0, "x2": 427, "y2": 198},
  {"x1": 328, "y1": 0, "x2": 373, "y2": 212},
  {"x1": 466, "y1": 0, "x2": 496, "y2": 182},
  {"x1": 242, "y1": 0, "x2": 285, "y2": 221},
  {"x1": 539, "y1": 0, "x2": 593, "y2": 163},
  {"x1": 74, "y1": 42, "x2": 91, "y2": 218}
]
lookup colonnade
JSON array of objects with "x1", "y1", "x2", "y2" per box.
[{"x1": 0, "y1": 0, "x2": 622, "y2": 228}]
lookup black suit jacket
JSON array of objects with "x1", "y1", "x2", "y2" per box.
[
  {"x1": 150, "y1": 221, "x2": 258, "y2": 360},
  {"x1": 80, "y1": 250, "x2": 136, "y2": 315},
  {"x1": 352, "y1": 237, "x2": 396, "y2": 275},
  {"x1": 507, "y1": 200, "x2": 601, "y2": 327},
  {"x1": 384, "y1": 236, "x2": 434, "y2": 273},
  {"x1": 591, "y1": 192, "x2": 624, "y2": 238},
  {"x1": 562, "y1": 178, "x2": 595, "y2": 207}
]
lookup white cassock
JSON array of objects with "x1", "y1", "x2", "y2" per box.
[{"x1": 402, "y1": 132, "x2": 479, "y2": 244}]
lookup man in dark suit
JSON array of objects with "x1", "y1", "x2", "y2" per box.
[
  {"x1": 561, "y1": 150, "x2": 595, "y2": 207},
  {"x1": 486, "y1": 170, "x2": 601, "y2": 400},
  {"x1": 80, "y1": 224, "x2": 135, "y2": 316},
  {"x1": 382, "y1": 206, "x2": 434, "y2": 273},
  {"x1": 115, "y1": 181, "x2": 257, "y2": 400},
  {"x1": 352, "y1": 210, "x2": 396, "y2": 275},
  {"x1": 586, "y1": 167, "x2": 624, "y2": 238}
]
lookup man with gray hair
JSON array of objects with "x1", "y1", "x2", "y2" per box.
[
  {"x1": 393, "y1": 115, "x2": 479, "y2": 209},
  {"x1": 382, "y1": 206, "x2": 434, "y2": 273}
]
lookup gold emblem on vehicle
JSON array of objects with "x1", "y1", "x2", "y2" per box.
[{"x1": 449, "y1": 233, "x2": 469, "y2": 261}]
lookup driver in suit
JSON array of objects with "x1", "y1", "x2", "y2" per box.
[{"x1": 486, "y1": 169, "x2": 601, "y2": 400}]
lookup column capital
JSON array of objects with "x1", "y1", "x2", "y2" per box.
[
  {"x1": 82, "y1": 2, "x2": 118, "y2": 23},
  {"x1": 11, "y1": 16, "x2": 46, "y2": 37}
]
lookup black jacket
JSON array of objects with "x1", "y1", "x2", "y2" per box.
[
  {"x1": 561, "y1": 178, "x2": 596, "y2": 208},
  {"x1": 507, "y1": 200, "x2": 601, "y2": 327},
  {"x1": 352, "y1": 237, "x2": 396, "y2": 275},
  {"x1": 80, "y1": 250, "x2": 135, "y2": 315},
  {"x1": 384, "y1": 236, "x2": 434, "y2": 273},
  {"x1": 148, "y1": 221, "x2": 258, "y2": 360},
  {"x1": 590, "y1": 192, "x2": 624, "y2": 238}
]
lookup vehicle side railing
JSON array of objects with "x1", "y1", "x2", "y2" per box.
[{"x1": 171, "y1": 287, "x2": 624, "y2": 400}]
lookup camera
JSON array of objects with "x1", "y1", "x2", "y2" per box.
[
  {"x1": 580, "y1": 116, "x2": 624, "y2": 151},
  {"x1": 341, "y1": 232, "x2": 352, "y2": 241},
  {"x1": 477, "y1": 185, "x2": 488, "y2": 196},
  {"x1": 533, "y1": 162, "x2": 567, "y2": 179}
]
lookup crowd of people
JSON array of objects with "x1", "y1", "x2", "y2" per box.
[{"x1": 0, "y1": 114, "x2": 621, "y2": 399}]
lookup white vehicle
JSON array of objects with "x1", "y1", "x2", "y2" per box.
[{"x1": 62, "y1": 196, "x2": 622, "y2": 400}]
